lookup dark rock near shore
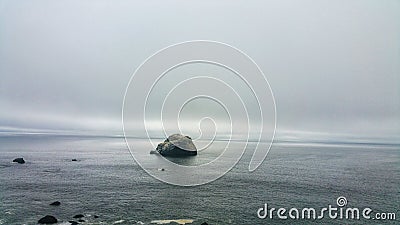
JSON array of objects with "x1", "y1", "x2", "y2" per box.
[
  {"x1": 12, "y1": 158, "x2": 25, "y2": 164},
  {"x1": 156, "y1": 134, "x2": 197, "y2": 157},
  {"x1": 78, "y1": 219, "x2": 85, "y2": 222},
  {"x1": 69, "y1": 221, "x2": 79, "y2": 225},
  {"x1": 49, "y1": 201, "x2": 61, "y2": 206},
  {"x1": 38, "y1": 215, "x2": 58, "y2": 224},
  {"x1": 73, "y1": 214, "x2": 84, "y2": 219},
  {"x1": 71, "y1": 159, "x2": 77, "y2": 161},
  {"x1": 200, "y1": 223, "x2": 209, "y2": 225},
  {"x1": 94, "y1": 215, "x2": 99, "y2": 218}
]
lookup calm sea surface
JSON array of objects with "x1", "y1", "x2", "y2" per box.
[{"x1": 0, "y1": 135, "x2": 398, "y2": 224}]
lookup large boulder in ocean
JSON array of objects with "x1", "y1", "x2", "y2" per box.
[
  {"x1": 156, "y1": 134, "x2": 197, "y2": 157},
  {"x1": 38, "y1": 215, "x2": 57, "y2": 224},
  {"x1": 12, "y1": 158, "x2": 25, "y2": 164}
]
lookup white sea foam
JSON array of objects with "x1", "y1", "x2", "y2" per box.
[
  {"x1": 58, "y1": 222, "x2": 72, "y2": 225},
  {"x1": 151, "y1": 219, "x2": 194, "y2": 224}
]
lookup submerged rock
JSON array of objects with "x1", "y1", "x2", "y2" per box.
[
  {"x1": 12, "y1": 158, "x2": 25, "y2": 164},
  {"x1": 38, "y1": 215, "x2": 58, "y2": 224},
  {"x1": 71, "y1": 159, "x2": 77, "y2": 161},
  {"x1": 49, "y1": 201, "x2": 61, "y2": 206},
  {"x1": 156, "y1": 134, "x2": 197, "y2": 157}
]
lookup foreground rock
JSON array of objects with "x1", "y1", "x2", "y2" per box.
[
  {"x1": 12, "y1": 158, "x2": 25, "y2": 164},
  {"x1": 50, "y1": 201, "x2": 61, "y2": 206},
  {"x1": 156, "y1": 134, "x2": 197, "y2": 157},
  {"x1": 73, "y1": 214, "x2": 84, "y2": 219},
  {"x1": 38, "y1": 215, "x2": 57, "y2": 224}
]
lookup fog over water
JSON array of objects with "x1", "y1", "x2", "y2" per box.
[
  {"x1": 0, "y1": 0, "x2": 399, "y2": 143},
  {"x1": 0, "y1": 2, "x2": 399, "y2": 224}
]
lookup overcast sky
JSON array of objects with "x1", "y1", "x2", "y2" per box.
[{"x1": 0, "y1": 0, "x2": 399, "y2": 143}]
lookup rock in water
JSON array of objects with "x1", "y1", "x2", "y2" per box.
[
  {"x1": 156, "y1": 134, "x2": 197, "y2": 157},
  {"x1": 12, "y1": 158, "x2": 25, "y2": 164},
  {"x1": 73, "y1": 214, "x2": 84, "y2": 219},
  {"x1": 49, "y1": 201, "x2": 61, "y2": 206},
  {"x1": 38, "y1": 215, "x2": 58, "y2": 224}
]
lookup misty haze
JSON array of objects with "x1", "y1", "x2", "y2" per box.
[{"x1": 0, "y1": 1, "x2": 398, "y2": 224}]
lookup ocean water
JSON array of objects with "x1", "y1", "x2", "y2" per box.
[{"x1": 0, "y1": 135, "x2": 398, "y2": 224}]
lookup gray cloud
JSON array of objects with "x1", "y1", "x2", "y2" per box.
[{"x1": 0, "y1": 0, "x2": 399, "y2": 142}]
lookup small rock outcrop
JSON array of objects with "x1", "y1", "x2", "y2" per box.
[
  {"x1": 156, "y1": 134, "x2": 197, "y2": 157},
  {"x1": 38, "y1": 215, "x2": 58, "y2": 224},
  {"x1": 149, "y1": 150, "x2": 158, "y2": 154},
  {"x1": 73, "y1": 214, "x2": 84, "y2": 219},
  {"x1": 49, "y1": 201, "x2": 61, "y2": 206},
  {"x1": 12, "y1": 158, "x2": 25, "y2": 164}
]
